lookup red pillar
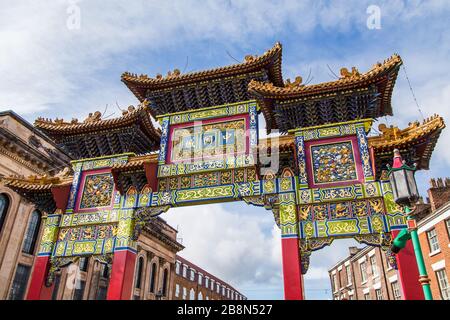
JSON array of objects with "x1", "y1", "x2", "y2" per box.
[
  {"x1": 281, "y1": 237, "x2": 304, "y2": 300},
  {"x1": 391, "y1": 229, "x2": 425, "y2": 300},
  {"x1": 26, "y1": 256, "x2": 54, "y2": 300},
  {"x1": 106, "y1": 249, "x2": 137, "y2": 300}
]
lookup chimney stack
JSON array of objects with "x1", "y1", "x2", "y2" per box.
[{"x1": 428, "y1": 177, "x2": 450, "y2": 211}]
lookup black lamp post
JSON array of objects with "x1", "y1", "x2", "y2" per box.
[{"x1": 387, "y1": 149, "x2": 432, "y2": 300}]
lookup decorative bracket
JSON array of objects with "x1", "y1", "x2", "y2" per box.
[{"x1": 132, "y1": 205, "x2": 171, "y2": 240}]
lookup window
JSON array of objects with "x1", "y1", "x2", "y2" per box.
[
  {"x1": 364, "y1": 293, "x2": 370, "y2": 300},
  {"x1": 175, "y1": 262, "x2": 180, "y2": 274},
  {"x1": 51, "y1": 274, "x2": 61, "y2": 300},
  {"x1": 101, "y1": 264, "x2": 109, "y2": 278},
  {"x1": 190, "y1": 288, "x2": 195, "y2": 300},
  {"x1": 391, "y1": 281, "x2": 401, "y2": 300},
  {"x1": 216, "y1": 283, "x2": 220, "y2": 293},
  {"x1": 162, "y1": 269, "x2": 168, "y2": 296},
  {"x1": 435, "y1": 269, "x2": 450, "y2": 300},
  {"x1": 333, "y1": 274, "x2": 338, "y2": 291},
  {"x1": 370, "y1": 255, "x2": 379, "y2": 278},
  {"x1": 8, "y1": 264, "x2": 31, "y2": 300},
  {"x1": 182, "y1": 265, "x2": 187, "y2": 278},
  {"x1": 360, "y1": 261, "x2": 367, "y2": 282},
  {"x1": 427, "y1": 228, "x2": 440, "y2": 252},
  {"x1": 73, "y1": 280, "x2": 86, "y2": 300},
  {"x1": 338, "y1": 270, "x2": 342, "y2": 288},
  {"x1": 175, "y1": 284, "x2": 180, "y2": 297},
  {"x1": 135, "y1": 257, "x2": 144, "y2": 289},
  {"x1": 149, "y1": 262, "x2": 157, "y2": 293},
  {"x1": 348, "y1": 294, "x2": 353, "y2": 300},
  {"x1": 22, "y1": 210, "x2": 41, "y2": 254},
  {"x1": 79, "y1": 257, "x2": 89, "y2": 272},
  {"x1": 96, "y1": 286, "x2": 107, "y2": 300},
  {"x1": 346, "y1": 265, "x2": 352, "y2": 285},
  {"x1": 198, "y1": 291, "x2": 203, "y2": 300},
  {"x1": 446, "y1": 219, "x2": 450, "y2": 239},
  {"x1": 205, "y1": 276, "x2": 209, "y2": 288},
  {"x1": 190, "y1": 269, "x2": 195, "y2": 281},
  {"x1": 182, "y1": 287, "x2": 187, "y2": 300},
  {"x1": 0, "y1": 193, "x2": 10, "y2": 233},
  {"x1": 375, "y1": 288, "x2": 383, "y2": 300},
  {"x1": 198, "y1": 273, "x2": 203, "y2": 286}
]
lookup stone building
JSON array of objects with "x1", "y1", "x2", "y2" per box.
[
  {"x1": 0, "y1": 109, "x2": 245, "y2": 300},
  {"x1": 417, "y1": 178, "x2": 450, "y2": 300},
  {"x1": 328, "y1": 246, "x2": 401, "y2": 300},
  {"x1": 0, "y1": 110, "x2": 72, "y2": 300},
  {"x1": 172, "y1": 255, "x2": 246, "y2": 300}
]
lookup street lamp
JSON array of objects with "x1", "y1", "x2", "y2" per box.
[{"x1": 387, "y1": 149, "x2": 433, "y2": 300}]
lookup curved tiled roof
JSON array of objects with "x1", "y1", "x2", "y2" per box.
[
  {"x1": 249, "y1": 54, "x2": 403, "y2": 130},
  {"x1": 34, "y1": 103, "x2": 161, "y2": 140},
  {"x1": 369, "y1": 114, "x2": 445, "y2": 149},
  {"x1": 1, "y1": 175, "x2": 72, "y2": 191},
  {"x1": 110, "y1": 153, "x2": 158, "y2": 172},
  {"x1": 121, "y1": 42, "x2": 284, "y2": 102},
  {"x1": 248, "y1": 54, "x2": 402, "y2": 99}
]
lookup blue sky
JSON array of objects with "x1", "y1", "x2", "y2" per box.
[{"x1": 1, "y1": 1, "x2": 449, "y2": 299}]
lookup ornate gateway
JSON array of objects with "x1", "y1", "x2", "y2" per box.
[{"x1": 3, "y1": 43, "x2": 445, "y2": 300}]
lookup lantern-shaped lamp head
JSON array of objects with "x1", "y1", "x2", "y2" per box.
[{"x1": 387, "y1": 149, "x2": 419, "y2": 206}]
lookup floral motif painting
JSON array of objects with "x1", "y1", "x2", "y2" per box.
[
  {"x1": 79, "y1": 173, "x2": 114, "y2": 209},
  {"x1": 311, "y1": 141, "x2": 357, "y2": 184}
]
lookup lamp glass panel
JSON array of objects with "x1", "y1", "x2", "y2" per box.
[
  {"x1": 406, "y1": 170, "x2": 419, "y2": 198},
  {"x1": 393, "y1": 170, "x2": 409, "y2": 200}
]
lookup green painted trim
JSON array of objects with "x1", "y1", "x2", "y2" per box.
[{"x1": 155, "y1": 99, "x2": 259, "y2": 120}]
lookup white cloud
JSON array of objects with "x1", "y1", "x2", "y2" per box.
[{"x1": 163, "y1": 202, "x2": 283, "y2": 298}]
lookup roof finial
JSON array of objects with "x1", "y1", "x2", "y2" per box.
[{"x1": 392, "y1": 148, "x2": 404, "y2": 169}]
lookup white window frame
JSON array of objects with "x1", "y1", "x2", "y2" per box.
[
  {"x1": 345, "y1": 265, "x2": 352, "y2": 285},
  {"x1": 375, "y1": 288, "x2": 383, "y2": 300},
  {"x1": 370, "y1": 255, "x2": 379, "y2": 278},
  {"x1": 427, "y1": 228, "x2": 440, "y2": 253},
  {"x1": 360, "y1": 261, "x2": 367, "y2": 283},
  {"x1": 435, "y1": 269, "x2": 450, "y2": 300},
  {"x1": 391, "y1": 281, "x2": 401, "y2": 300}
]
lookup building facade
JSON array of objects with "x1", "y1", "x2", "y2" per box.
[
  {"x1": 172, "y1": 255, "x2": 246, "y2": 301},
  {"x1": 329, "y1": 246, "x2": 401, "y2": 300},
  {"x1": 417, "y1": 178, "x2": 450, "y2": 300},
  {"x1": 0, "y1": 111, "x2": 72, "y2": 300}
]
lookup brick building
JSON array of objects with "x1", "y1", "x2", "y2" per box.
[
  {"x1": 329, "y1": 246, "x2": 401, "y2": 300},
  {"x1": 329, "y1": 177, "x2": 450, "y2": 300},
  {"x1": 417, "y1": 178, "x2": 450, "y2": 300},
  {"x1": 173, "y1": 255, "x2": 246, "y2": 300}
]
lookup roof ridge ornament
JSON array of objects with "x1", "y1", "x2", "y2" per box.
[
  {"x1": 340, "y1": 66, "x2": 360, "y2": 79},
  {"x1": 284, "y1": 76, "x2": 303, "y2": 88}
]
